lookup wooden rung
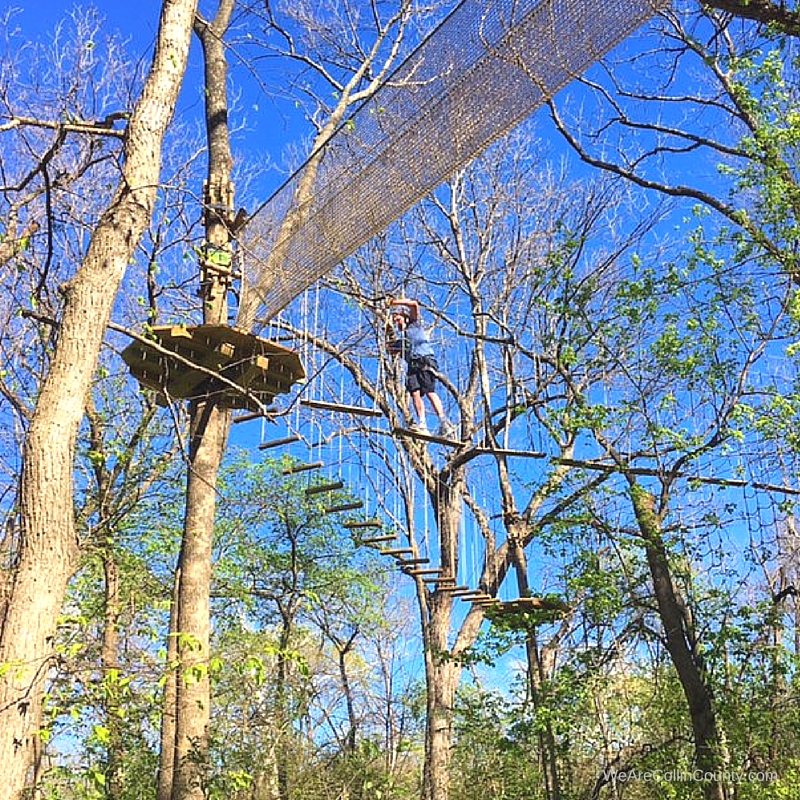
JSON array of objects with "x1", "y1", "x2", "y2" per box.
[
  {"x1": 360, "y1": 534, "x2": 396, "y2": 543},
  {"x1": 260, "y1": 436, "x2": 300, "y2": 450},
  {"x1": 344, "y1": 521, "x2": 383, "y2": 530},
  {"x1": 393, "y1": 427, "x2": 464, "y2": 446},
  {"x1": 233, "y1": 411, "x2": 270, "y2": 424},
  {"x1": 380, "y1": 548, "x2": 414, "y2": 556},
  {"x1": 473, "y1": 446, "x2": 547, "y2": 458},
  {"x1": 300, "y1": 398, "x2": 383, "y2": 417},
  {"x1": 325, "y1": 501, "x2": 364, "y2": 513},
  {"x1": 397, "y1": 557, "x2": 430, "y2": 566},
  {"x1": 305, "y1": 480, "x2": 344, "y2": 496},
  {"x1": 403, "y1": 568, "x2": 443, "y2": 576},
  {"x1": 282, "y1": 461, "x2": 324, "y2": 474}
]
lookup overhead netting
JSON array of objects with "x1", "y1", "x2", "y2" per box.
[{"x1": 237, "y1": 0, "x2": 670, "y2": 331}]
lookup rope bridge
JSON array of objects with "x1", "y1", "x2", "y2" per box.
[{"x1": 236, "y1": 0, "x2": 670, "y2": 331}]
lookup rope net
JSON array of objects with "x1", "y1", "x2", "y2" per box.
[{"x1": 237, "y1": 0, "x2": 669, "y2": 330}]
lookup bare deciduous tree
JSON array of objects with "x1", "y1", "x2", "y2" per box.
[{"x1": 0, "y1": 2, "x2": 199, "y2": 796}]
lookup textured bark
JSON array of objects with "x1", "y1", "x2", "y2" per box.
[
  {"x1": 0, "y1": 2, "x2": 198, "y2": 797},
  {"x1": 170, "y1": 406, "x2": 229, "y2": 800},
  {"x1": 157, "y1": 568, "x2": 181, "y2": 800},
  {"x1": 101, "y1": 550, "x2": 124, "y2": 800},
  {"x1": 629, "y1": 484, "x2": 728, "y2": 800},
  {"x1": 169, "y1": 4, "x2": 235, "y2": 799},
  {"x1": 511, "y1": 539, "x2": 562, "y2": 800},
  {"x1": 422, "y1": 610, "x2": 459, "y2": 800},
  {"x1": 421, "y1": 478, "x2": 463, "y2": 800},
  {"x1": 703, "y1": 0, "x2": 800, "y2": 36}
]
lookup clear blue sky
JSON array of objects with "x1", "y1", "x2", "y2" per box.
[{"x1": 13, "y1": 0, "x2": 164, "y2": 48}]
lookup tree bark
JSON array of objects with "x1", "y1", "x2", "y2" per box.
[
  {"x1": 421, "y1": 610, "x2": 459, "y2": 800},
  {"x1": 0, "y1": 2, "x2": 198, "y2": 797},
  {"x1": 101, "y1": 548, "x2": 124, "y2": 800},
  {"x1": 169, "y1": 4, "x2": 235, "y2": 799},
  {"x1": 511, "y1": 538, "x2": 562, "y2": 800},
  {"x1": 157, "y1": 568, "x2": 181, "y2": 800},
  {"x1": 629, "y1": 483, "x2": 728, "y2": 800},
  {"x1": 170, "y1": 406, "x2": 229, "y2": 800},
  {"x1": 421, "y1": 478, "x2": 463, "y2": 800},
  {"x1": 703, "y1": 0, "x2": 800, "y2": 37}
]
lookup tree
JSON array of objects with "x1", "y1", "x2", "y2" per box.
[
  {"x1": 0, "y1": 1, "x2": 199, "y2": 795},
  {"x1": 543, "y1": 3, "x2": 800, "y2": 283},
  {"x1": 160, "y1": 4, "x2": 237, "y2": 799},
  {"x1": 704, "y1": 0, "x2": 800, "y2": 36},
  {"x1": 268, "y1": 125, "x2": 664, "y2": 799},
  {"x1": 156, "y1": 3, "x2": 432, "y2": 798}
]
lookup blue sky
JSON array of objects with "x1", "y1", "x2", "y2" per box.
[{"x1": 12, "y1": 1, "x2": 310, "y2": 186}]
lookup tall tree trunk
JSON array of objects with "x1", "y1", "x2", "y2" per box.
[
  {"x1": 511, "y1": 538, "x2": 562, "y2": 800},
  {"x1": 275, "y1": 615, "x2": 292, "y2": 800},
  {"x1": 101, "y1": 548, "x2": 125, "y2": 800},
  {"x1": 629, "y1": 483, "x2": 728, "y2": 800},
  {"x1": 171, "y1": 405, "x2": 229, "y2": 800},
  {"x1": 421, "y1": 479, "x2": 463, "y2": 800},
  {"x1": 169, "y1": 4, "x2": 235, "y2": 798},
  {"x1": 336, "y1": 634, "x2": 359, "y2": 754},
  {"x1": 157, "y1": 568, "x2": 182, "y2": 800},
  {"x1": 421, "y1": 603, "x2": 459, "y2": 800},
  {"x1": 0, "y1": 3, "x2": 198, "y2": 797}
]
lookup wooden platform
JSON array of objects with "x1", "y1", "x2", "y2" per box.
[
  {"x1": 258, "y1": 436, "x2": 300, "y2": 451},
  {"x1": 282, "y1": 461, "x2": 323, "y2": 475},
  {"x1": 305, "y1": 480, "x2": 344, "y2": 496},
  {"x1": 121, "y1": 324, "x2": 305, "y2": 411}
]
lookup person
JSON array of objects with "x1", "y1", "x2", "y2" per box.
[{"x1": 388, "y1": 298, "x2": 455, "y2": 438}]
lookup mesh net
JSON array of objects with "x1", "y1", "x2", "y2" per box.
[{"x1": 237, "y1": 0, "x2": 669, "y2": 330}]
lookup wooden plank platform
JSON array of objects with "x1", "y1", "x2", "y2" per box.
[
  {"x1": 403, "y1": 568, "x2": 443, "y2": 576},
  {"x1": 121, "y1": 324, "x2": 305, "y2": 411},
  {"x1": 393, "y1": 427, "x2": 546, "y2": 458},
  {"x1": 493, "y1": 597, "x2": 570, "y2": 613},
  {"x1": 359, "y1": 534, "x2": 396, "y2": 544},
  {"x1": 344, "y1": 521, "x2": 384, "y2": 531}
]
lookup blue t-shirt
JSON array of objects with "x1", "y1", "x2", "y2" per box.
[{"x1": 401, "y1": 321, "x2": 435, "y2": 361}]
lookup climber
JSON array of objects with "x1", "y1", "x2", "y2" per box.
[{"x1": 388, "y1": 298, "x2": 455, "y2": 438}]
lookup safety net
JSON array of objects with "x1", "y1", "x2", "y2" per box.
[{"x1": 236, "y1": 0, "x2": 670, "y2": 330}]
